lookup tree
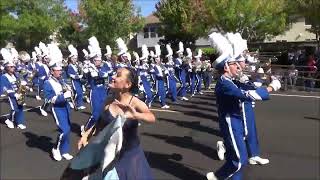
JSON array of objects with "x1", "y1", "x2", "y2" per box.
[
  {"x1": 205, "y1": 0, "x2": 290, "y2": 42},
  {"x1": 155, "y1": 0, "x2": 211, "y2": 49},
  {"x1": 294, "y1": 0, "x2": 320, "y2": 46},
  {"x1": 78, "y1": 0, "x2": 144, "y2": 49},
  {"x1": 0, "y1": 0, "x2": 69, "y2": 50}
]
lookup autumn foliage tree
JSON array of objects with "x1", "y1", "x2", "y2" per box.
[{"x1": 155, "y1": 0, "x2": 211, "y2": 49}]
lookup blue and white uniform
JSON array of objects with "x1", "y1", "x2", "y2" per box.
[
  {"x1": 234, "y1": 79, "x2": 264, "y2": 158},
  {"x1": 151, "y1": 64, "x2": 167, "y2": 106},
  {"x1": 67, "y1": 63, "x2": 84, "y2": 108},
  {"x1": 84, "y1": 65, "x2": 109, "y2": 130},
  {"x1": 165, "y1": 61, "x2": 177, "y2": 102},
  {"x1": 37, "y1": 62, "x2": 50, "y2": 97},
  {"x1": 44, "y1": 76, "x2": 72, "y2": 155},
  {"x1": 1, "y1": 72, "x2": 25, "y2": 126},
  {"x1": 177, "y1": 60, "x2": 188, "y2": 98},
  {"x1": 214, "y1": 75, "x2": 270, "y2": 180},
  {"x1": 137, "y1": 62, "x2": 153, "y2": 105}
]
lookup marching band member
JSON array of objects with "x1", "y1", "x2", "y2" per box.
[
  {"x1": 44, "y1": 61, "x2": 73, "y2": 161},
  {"x1": 67, "y1": 44, "x2": 85, "y2": 110},
  {"x1": 202, "y1": 59, "x2": 213, "y2": 90},
  {"x1": 82, "y1": 36, "x2": 109, "y2": 132},
  {"x1": 206, "y1": 32, "x2": 280, "y2": 180},
  {"x1": 185, "y1": 48, "x2": 193, "y2": 95},
  {"x1": 151, "y1": 52, "x2": 170, "y2": 109},
  {"x1": 164, "y1": 44, "x2": 178, "y2": 103},
  {"x1": 194, "y1": 49, "x2": 204, "y2": 95},
  {"x1": 104, "y1": 45, "x2": 114, "y2": 83},
  {"x1": 37, "y1": 42, "x2": 50, "y2": 101},
  {"x1": 81, "y1": 49, "x2": 91, "y2": 104},
  {"x1": 27, "y1": 51, "x2": 38, "y2": 92},
  {"x1": 0, "y1": 48, "x2": 26, "y2": 129},
  {"x1": 116, "y1": 38, "x2": 129, "y2": 69},
  {"x1": 138, "y1": 45, "x2": 153, "y2": 107},
  {"x1": 175, "y1": 43, "x2": 189, "y2": 101},
  {"x1": 37, "y1": 43, "x2": 51, "y2": 117}
]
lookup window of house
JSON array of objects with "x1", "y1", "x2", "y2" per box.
[
  {"x1": 305, "y1": 17, "x2": 312, "y2": 26},
  {"x1": 144, "y1": 28, "x2": 149, "y2": 38},
  {"x1": 150, "y1": 27, "x2": 156, "y2": 38}
]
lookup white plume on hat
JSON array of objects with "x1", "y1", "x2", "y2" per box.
[
  {"x1": 48, "y1": 42, "x2": 63, "y2": 66},
  {"x1": 1, "y1": 48, "x2": 13, "y2": 61},
  {"x1": 194, "y1": 49, "x2": 202, "y2": 59},
  {"x1": 82, "y1": 49, "x2": 89, "y2": 58},
  {"x1": 166, "y1": 44, "x2": 173, "y2": 57},
  {"x1": 186, "y1": 48, "x2": 192, "y2": 58},
  {"x1": 226, "y1": 32, "x2": 247, "y2": 61},
  {"x1": 1, "y1": 48, "x2": 16, "y2": 67},
  {"x1": 68, "y1": 44, "x2": 78, "y2": 58},
  {"x1": 126, "y1": 52, "x2": 132, "y2": 61},
  {"x1": 176, "y1": 42, "x2": 184, "y2": 54},
  {"x1": 149, "y1": 50, "x2": 155, "y2": 58},
  {"x1": 88, "y1": 36, "x2": 101, "y2": 58},
  {"x1": 257, "y1": 67, "x2": 264, "y2": 74},
  {"x1": 132, "y1": 51, "x2": 140, "y2": 63},
  {"x1": 155, "y1": 44, "x2": 161, "y2": 57},
  {"x1": 34, "y1": 46, "x2": 42, "y2": 56},
  {"x1": 39, "y1": 42, "x2": 49, "y2": 57},
  {"x1": 31, "y1": 51, "x2": 37, "y2": 61},
  {"x1": 208, "y1": 32, "x2": 233, "y2": 69},
  {"x1": 116, "y1": 38, "x2": 128, "y2": 56},
  {"x1": 140, "y1": 44, "x2": 149, "y2": 61},
  {"x1": 105, "y1": 45, "x2": 112, "y2": 56},
  {"x1": 18, "y1": 51, "x2": 31, "y2": 62},
  {"x1": 234, "y1": 33, "x2": 248, "y2": 52},
  {"x1": 10, "y1": 48, "x2": 19, "y2": 60}
]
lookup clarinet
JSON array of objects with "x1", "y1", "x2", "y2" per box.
[{"x1": 61, "y1": 79, "x2": 77, "y2": 110}]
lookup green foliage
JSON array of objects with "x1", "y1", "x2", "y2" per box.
[
  {"x1": 155, "y1": 0, "x2": 211, "y2": 49},
  {"x1": 294, "y1": 0, "x2": 320, "y2": 43},
  {"x1": 0, "y1": 0, "x2": 69, "y2": 50},
  {"x1": 77, "y1": 0, "x2": 144, "y2": 48},
  {"x1": 204, "y1": 0, "x2": 290, "y2": 42},
  {"x1": 198, "y1": 47, "x2": 216, "y2": 56}
]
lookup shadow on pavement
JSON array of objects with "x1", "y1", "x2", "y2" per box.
[
  {"x1": 159, "y1": 118, "x2": 221, "y2": 137},
  {"x1": 143, "y1": 133, "x2": 220, "y2": 160},
  {"x1": 180, "y1": 110, "x2": 218, "y2": 120},
  {"x1": 145, "y1": 151, "x2": 207, "y2": 180},
  {"x1": 23, "y1": 131, "x2": 55, "y2": 154}
]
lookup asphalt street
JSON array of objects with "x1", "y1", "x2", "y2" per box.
[{"x1": 0, "y1": 90, "x2": 319, "y2": 180}]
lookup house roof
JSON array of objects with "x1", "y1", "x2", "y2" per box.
[{"x1": 145, "y1": 14, "x2": 160, "y2": 24}]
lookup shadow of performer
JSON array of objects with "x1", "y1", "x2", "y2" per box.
[
  {"x1": 143, "y1": 133, "x2": 220, "y2": 161},
  {"x1": 145, "y1": 151, "x2": 207, "y2": 180},
  {"x1": 159, "y1": 118, "x2": 221, "y2": 136},
  {"x1": 23, "y1": 132, "x2": 55, "y2": 154}
]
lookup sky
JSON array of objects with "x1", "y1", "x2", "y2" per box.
[{"x1": 64, "y1": 0, "x2": 158, "y2": 17}]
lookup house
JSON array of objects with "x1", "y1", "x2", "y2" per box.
[
  {"x1": 136, "y1": 14, "x2": 211, "y2": 49},
  {"x1": 264, "y1": 17, "x2": 317, "y2": 43}
]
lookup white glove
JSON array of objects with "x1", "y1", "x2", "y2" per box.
[
  {"x1": 15, "y1": 93, "x2": 22, "y2": 100},
  {"x1": 20, "y1": 80, "x2": 27, "y2": 86},
  {"x1": 83, "y1": 68, "x2": 89, "y2": 74},
  {"x1": 90, "y1": 70, "x2": 98, "y2": 77},
  {"x1": 253, "y1": 82, "x2": 263, "y2": 87},
  {"x1": 269, "y1": 77, "x2": 281, "y2": 91},
  {"x1": 78, "y1": 75, "x2": 83, "y2": 79},
  {"x1": 63, "y1": 91, "x2": 72, "y2": 99},
  {"x1": 239, "y1": 74, "x2": 249, "y2": 83}
]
